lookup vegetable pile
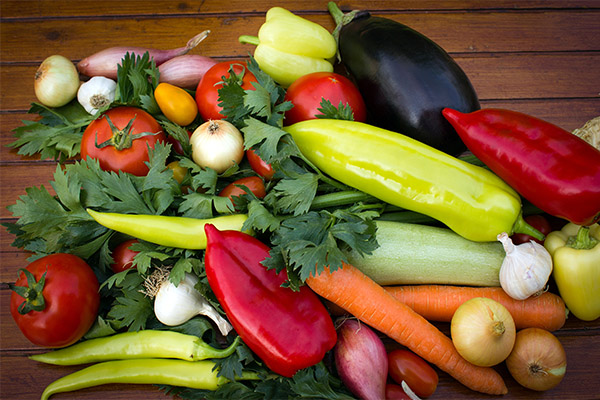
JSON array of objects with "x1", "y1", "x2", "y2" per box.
[{"x1": 5, "y1": 2, "x2": 599, "y2": 399}]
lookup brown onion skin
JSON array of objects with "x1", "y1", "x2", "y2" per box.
[{"x1": 506, "y1": 328, "x2": 567, "y2": 391}]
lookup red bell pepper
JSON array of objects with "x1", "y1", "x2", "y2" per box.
[
  {"x1": 443, "y1": 108, "x2": 600, "y2": 226},
  {"x1": 203, "y1": 224, "x2": 337, "y2": 377}
]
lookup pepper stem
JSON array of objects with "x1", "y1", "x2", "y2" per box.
[
  {"x1": 238, "y1": 35, "x2": 260, "y2": 46},
  {"x1": 512, "y1": 213, "x2": 545, "y2": 241},
  {"x1": 567, "y1": 226, "x2": 599, "y2": 250}
]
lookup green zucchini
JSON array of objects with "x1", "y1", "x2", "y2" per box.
[{"x1": 346, "y1": 220, "x2": 504, "y2": 286}]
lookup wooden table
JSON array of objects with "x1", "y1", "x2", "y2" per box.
[{"x1": 1, "y1": 1, "x2": 599, "y2": 399}]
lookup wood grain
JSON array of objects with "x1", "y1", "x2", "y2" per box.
[{"x1": 1, "y1": 1, "x2": 599, "y2": 399}]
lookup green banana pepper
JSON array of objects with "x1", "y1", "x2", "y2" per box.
[
  {"x1": 30, "y1": 330, "x2": 240, "y2": 365},
  {"x1": 544, "y1": 222, "x2": 600, "y2": 321},
  {"x1": 40, "y1": 358, "x2": 260, "y2": 400},
  {"x1": 239, "y1": 7, "x2": 336, "y2": 87},
  {"x1": 87, "y1": 209, "x2": 248, "y2": 249},
  {"x1": 284, "y1": 119, "x2": 542, "y2": 242}
]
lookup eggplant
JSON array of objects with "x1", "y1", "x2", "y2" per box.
[{"x1": 328, "y1": 2, "x2": 480, "y2": 156}]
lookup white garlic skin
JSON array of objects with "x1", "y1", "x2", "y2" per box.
[
  {"x1": 77, "y1": 76, "x2": 116, "y2": 114},
  {"x1": 497, "y1": 232, "x2": 553, "y2": 300}
]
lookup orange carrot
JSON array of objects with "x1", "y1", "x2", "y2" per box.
[
  {"x1": 384, "y1": 285, "x2": 567, "y2": 331},
  {"x1": 307, "y1": 262, "x2": 508, "y2": 396}
]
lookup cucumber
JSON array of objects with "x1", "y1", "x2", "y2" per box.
[{"x1": 347, "y1": 220, "x2": 504, "y2": 286}]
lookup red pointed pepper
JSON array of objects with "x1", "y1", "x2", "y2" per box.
[
  {"x1": 443, "y1": 108, "x2": 600, "y2": 226},
  {"x1": 203, "y1": 224, "x2": 337, "y2": 377}
]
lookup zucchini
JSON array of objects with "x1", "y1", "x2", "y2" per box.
[
  {"x1": 328, "y1": 2, "x2": 480, "y2": 156},
  {"x1": 346, "y1": 220, "x2": 504, "y2": 286}
]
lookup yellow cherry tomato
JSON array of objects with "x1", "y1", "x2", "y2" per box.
[
  {"x1": 166, "y1": 160, "x2": 188, "y2": 184},
  {"x1": 154, "y1": 83, "x2": 198, "y2": 126}
]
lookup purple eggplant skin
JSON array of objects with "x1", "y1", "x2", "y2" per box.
[
  {"x1": 334, "y1": 319, "x2": 388, "y2": 400},
  {"x1": 331, "y1": 6, "x2": 480, "y2": 156}
]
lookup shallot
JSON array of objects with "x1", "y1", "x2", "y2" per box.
[
  {"x1": 158, "y1": 54, "x2": 218, "y2": 89},
  {"x1": 77, "y1": 30, "x2": 210, "y2": 79},
  {"x1": 334, "y1": 319, "x2": 388, "y2": 400}
]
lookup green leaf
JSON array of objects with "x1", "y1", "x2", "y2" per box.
[
  {"x1": 268, "y1": 172, "x2": 318, "y2": 216},
  {"x1": 315, "y1": 99, "x2": 356, "y2": 121},
  {"x1": 107, "y1": 286, "x2": 153, "y2": 331},
  {"x1": 243, "y1": 200, "x2": 281, "y2": 233}
]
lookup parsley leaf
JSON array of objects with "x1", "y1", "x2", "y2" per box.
[
  {"x1": 316, "y1": 99, "x2": 356, "y2": 121},
  {"x1": 9, "y1": 102, "x2": 93, "y2": 161},
  {"x1": 115, "y1": 52, "x2": 160, "y2": 113}
]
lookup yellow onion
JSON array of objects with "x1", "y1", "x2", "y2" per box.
[
  {"x1": 450, "y1": 297, "x2": 516, "y2": 367},
  {"x1": 190, "y1": 120, "x2": 244, "y2": 174},
  {"x1": 34, "y1": 55, "x2": 80, "y2": 108},
  {"x1": 506, "y1": 328, "x2": 566, "y2": 391}
]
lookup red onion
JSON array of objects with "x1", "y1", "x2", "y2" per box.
[
  {"x1": 158, "y1": 54, "x2": 218, "y2": 89},
  {"x1": 334, "y1": 319, "x2": 388, "y2": 400},
  {"x1": 77, "y1": 30, "x2": 210, "y2": 79}
]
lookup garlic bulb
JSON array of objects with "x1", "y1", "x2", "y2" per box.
[
  {"x1": 497, "y1": 232, "x2": 553, "y2": 300},
  {"x1": 77, "y1": 76, "x2": 116, "y2": 114},
  {"x1": 143, "y1": 268, "x2": 233, "y2": 336}
]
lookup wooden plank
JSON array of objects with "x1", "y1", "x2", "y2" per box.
[
  {"x1": 2, "y1": 54, "x2": 599, "y2": 113},
  {"x1": 1, "y1": 11, "x2": 600, "y2": 64},
  {"x1": 2, "y1": 0, "x2": 599, "y2": 19}
]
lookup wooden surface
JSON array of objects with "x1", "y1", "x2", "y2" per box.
[{"x1": 1, "y1": 1, "x2": 599, "y2": 399}]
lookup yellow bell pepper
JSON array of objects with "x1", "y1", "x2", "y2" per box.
[
  {"x1": 239, "y1": 7, "x2": 336, "y2": 87},
  {"x1": 544, "y1": 222, "x2": 600, "y2": 321}
]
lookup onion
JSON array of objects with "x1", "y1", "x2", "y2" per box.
[
  {"x1": 506, "y1": 328, "x2": 567, "y2": 391},
  {"x1": 34, "y1": 55, "x2": 80, "y2": 108},
  {"x1": 190, "y1": 120, "x2": 244, "y2": 174},
  {"x1": 158, "y1": 54, "x2": 218, "y2": 89},
  {"x1": 450, "y1": 297, "x2": 516, "y2": 367},
  {"x1": 77, "y1": 30, "x2": 210, "y2": 79},
  {"x1": 334, "y1": 319, "x2": 388, "y2": 400}
]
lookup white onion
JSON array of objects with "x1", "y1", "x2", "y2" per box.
[
  {"x1": 34, "y1": 55, "x2": 80, "y2": 108},
  {"x1": 190, "y1": 120, "x2": 244, "y2": 174}
]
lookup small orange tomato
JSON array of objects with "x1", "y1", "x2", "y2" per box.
[
  {"x1": 219, "y1": 176, "x2": 266, "y2": 203},
  {"x1": 154, "y1": 82, "x2": 198, "y2": 126},
  {"x1": 166, "y1": 160, "x2": 188, "y2": 184}
]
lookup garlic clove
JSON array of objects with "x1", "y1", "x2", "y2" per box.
[
  {"x1": 77, "y1": 76, "x2": 117, "y2": 114},
  {"x1": 497, "y1": 232, "x2": 553, "y2": 300}
]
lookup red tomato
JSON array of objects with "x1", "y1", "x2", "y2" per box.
[
  {"x1": 110, "y1": 239, "x2": 139, "y2": 273},
  {"x1": 388, "y1": 349, "x2": 439, "y2": 398},
  {"x1": 511, "y1": 214, "x2": 552, "y2": 245},
  {"x1": 195, "y1": 61, "x2": 257, "y2": 121},
  {"x1": 81, "y1": 106, "x2": 165, "y2": 176},
  {"x1": 10, "y1": 253, "x2": 100, "y2": 348},
  {"x1": 219, "y1": 176, "x2": 266, "y2": 203},
  {"x1": 385, "y1": 383, "x2": 411, "y2": 400},
  {"x1": 283, "y1": 71, "x2": 367, "y2": 126},
  {"x1": 246, "y1": 149, "x2": 275, "y2": 180},
  {"x1": 166, "y1": 129, "x2": 193, "y2": 155}
]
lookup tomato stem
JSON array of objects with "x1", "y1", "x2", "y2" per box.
[
  {"x1": 8, "y1": 268, "x2": 47, "y2": 314},
  {"x1": 94, "y1": 114, "x2": 160, "y2": 151}
]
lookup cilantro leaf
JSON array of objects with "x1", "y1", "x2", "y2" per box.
[
  {"x1": 266, "y1": 172, "x2": 318, "y2": 216},
  {"x1": 115, "y1": 52, "x2": 160, "y2": 111}
]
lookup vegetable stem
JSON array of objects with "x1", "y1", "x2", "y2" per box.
[
  {"x1": 310, "y1": 191, "x2": 376, "y2": 209},
  {"x1": 238, "y1": 35, "x2": 260, "y2": 46}
]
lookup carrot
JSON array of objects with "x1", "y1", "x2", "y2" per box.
[
  {"x1": 384, "y1": 285, "x2": 567, "y2": 331},
  {"x1": 306, "y1": 262, "x2": 508, "y2": 396}
]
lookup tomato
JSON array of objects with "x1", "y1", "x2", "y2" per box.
[
  {"x1": 110, "y1": 239, "x2": 139, "y2": 273},
  {"x1": 387, "y1": 349, "x2": 439, "y2": 398},
  {"x1": 511, "y1": 214, "x2": 552, "y2": 245},
  {"x1": 167, "y1": 160, "x2": 188, "y2": 184},
  {"x1": 81, "y1": 106, "x2": 166, "y2": 176},
  {"x1": 385, "y1": 383, "x2": 411, "y2": 400},
  {"x1": 166, "y1": 129, "x2": 193, "y2": 155},
  {"x1": 195, "y1": 61, "x2": 257, "y2": 120},
  {"x1": 283, "y1": 71, "x2": 367, "y2": 126},
  {"x1": 219, "y1": 176, "x2": 266, "y2": 203},
  {"x1": 10, "y1": 253, "x2": 100, "y2": 348},
  {"x1": 246, "y1": 149, "x2": 275, "y2": 180},
  {"x1": 154, "y1": 82, "x2": 198, "y2": 126}
]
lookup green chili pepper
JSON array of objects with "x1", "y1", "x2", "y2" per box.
[
  {"x1": 285, "y1": 119, "x2": 542, "y2": 242},
  {"x1": 30, "y1": 330, "x2": 240, "y2": 365},
  {"x1": 239, "y1": 7, "x2": 336, "y2": 87},
  {"x1": 87, "y1": 209, "x2": 249, "y2": 249},
  {"x1": 40, "y1": 358, "x2": 260, "y2": 400}
]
